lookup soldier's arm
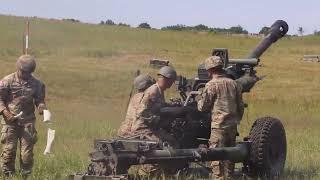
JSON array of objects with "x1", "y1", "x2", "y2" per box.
[
  {"x1": 0, "y1": 80, "x2": 9, "y2": 114},
  {"x1": 197, "y1": 83, "x2": 216, "y2": 112},
  {"x1": 137, "y1": 91, "x2": 160, "y2": 127},
  {"x1": 34, "y1": 81, "x2": 47, "y2": 115}
]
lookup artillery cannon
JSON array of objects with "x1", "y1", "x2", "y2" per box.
[{"x1": 70, "y1": 20, "x2": 288, "y2": 179}]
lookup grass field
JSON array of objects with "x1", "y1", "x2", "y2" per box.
[{"x1": 0, "y1": 15, "x2": 319, "y2": 179}]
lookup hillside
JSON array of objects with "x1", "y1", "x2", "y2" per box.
[{"x1": 0, "y1": 15, "x2": 319, "y2": 179}]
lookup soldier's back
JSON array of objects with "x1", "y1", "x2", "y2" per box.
[{"x1": 208, "y1": 75, "x2": 241, "y2": 128}]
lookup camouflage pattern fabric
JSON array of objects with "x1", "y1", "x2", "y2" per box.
[
  {"x1": 209, "y1": 126, "x2": 237, "y2": 180},
  {"x1": 0, "y1": 123, "x2": 37, "y2": 175},
  {"x1": 197, "y1": 73, "x2": 243, "y2": 179},
  {"x1": 204, "y1": 56, "x2": 223, "y2": 70},
  {"x1": 0, "y1": 72, "x2": 46, "y2": 175},
  {"x1": 126, "y1": 83, "x2": 178, "y2": 147},
  {"x1": 117, "y1": 92, "x2": 144, "y2": 137},
  {"x1": 0, "y1": 73, "x2": 46, "y2": 124},
  {"x1": 133, "y1": 83, "x2": 164, "y2": 133},
  {"x1": 197, "y1": 74, "x2": 244, "y2": 129}
]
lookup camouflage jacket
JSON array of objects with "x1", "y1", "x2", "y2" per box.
[
  {"x1": 131, "y1": 83, "x2": 165, "y2": 134},
  {"x1": 117, "y1": 92, "x2": 144, "y2": 137},
  {"x1": 198, "y1": 74, "x2": 244, "y2": 129},
  {"x1": 0, "y1": 72, "x2": 46, "y2": 124}
]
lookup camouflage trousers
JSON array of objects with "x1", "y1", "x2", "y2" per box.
[
  {"x1": 209, "y1": 126, "x2": 237, "y2": 180},
  {"x1": 0, "y1": 123, "x2": 37, "y2": 175}
]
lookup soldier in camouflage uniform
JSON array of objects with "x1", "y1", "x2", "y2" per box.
[
  {"x1": 0, "y1": 55, "x2": 47, "y2": 177},
  {"x1": 127, "y1": 66, "x2": 179, "y2": 176},
  {"x1": 131, "y1": 66, "x2": 178, "y2": 148},
  {"x1": 117, "y1": 74, "x2": 155, "y2": 137},
  {"x1": 197, "y1": 56, "x2": 244, "y2": 180}
]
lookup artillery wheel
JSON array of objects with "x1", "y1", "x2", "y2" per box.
[{"x1": 247, "y1": 117, "x2": 286, "y2": 179}]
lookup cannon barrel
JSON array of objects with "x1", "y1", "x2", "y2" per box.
[
  {"x1": 137, "y1": 142, "x2": 249, "y2": 164},
  {"x1": 90, "y1": 139, "x2": 249, "y2": 166},
  {"x1": 248, "y1": 20, "x2": 288, "y2": 59},
  {"x1": 228, "y1": 58, "x2": 259, "y2": 66}
]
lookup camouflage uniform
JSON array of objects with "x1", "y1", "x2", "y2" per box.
[
  {"x1": 117, "y1": 92, "x2": 144, "y2": 137},
  {"x1": 0, "y1": 72, "x2": 46, "y2": 175},
  {"x1": 123, "y1": 67, "x2": 178, "y2": 176},
  {"x1": 198, "y1": 56, "x2": 244, "y2": 180},
  {"x1": 130, "y1": 83, "x2": 178, "y2": 147},
  {"x1": 118, "y1": 74, "x2": 155, "y2": 137},
  {"x1": 129, "y1": 83, "x2": 178, "y2": 176}
]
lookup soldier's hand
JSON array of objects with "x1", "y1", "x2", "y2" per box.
[
  {"x1": 14, "y1": 111, "x2": 24, "y2": 120},
  {"x1": 2, "y1": 109, "x2": 16, "y2": 122},
  {"x1": 38, "y1": 104, "x2": 47, "y2": 115}
]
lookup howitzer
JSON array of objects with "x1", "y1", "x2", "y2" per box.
[
  {"x1": 70, "y1": 117, "x2": 286, "y2": 179},
  {"x1": 161, "y1": 20, "x2": 289, "y2": 149},
  {"x1": 70, "y1": 20, "x2": 288, "y2": 180}
]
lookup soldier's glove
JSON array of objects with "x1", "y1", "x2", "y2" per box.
[
  {"x1": 38, "y1": 104, "x2": 47, "y2": 115},
  {"x1": 2, "y1": 109, "x2": 16, "y2": 123}
]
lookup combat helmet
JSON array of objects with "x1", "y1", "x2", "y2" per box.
[
  {"x1": 157, "y1": 66, "x2": 177, "y2": 79},
  {"x1": 204, "y1": 56, "x2": 223, "y2": 70},
  {"x1": 16, "y1": 55, "x2": 36, "y2": 73},
  {"x1": 134, "y1": 74, "x2": 155, "y2": 91}
]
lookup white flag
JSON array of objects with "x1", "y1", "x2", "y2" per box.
[
  {"x1": 44, "y1": 128, "x2": 55, "y2": 155},
  {"x1": 43, "y1": 110, "x2": 52, "y2": 123}
]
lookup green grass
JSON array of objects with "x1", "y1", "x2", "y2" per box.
[{"x1": 0, "y1": 15, "x2": 319, "y2": 179}]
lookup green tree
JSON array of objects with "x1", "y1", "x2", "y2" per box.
[
  {"x1": 138, "y1": 22, "x2": 151, "y2": 29},
  {"x1": 298, "y1": 27, "x2": 304, "y2": 36},
  {"x1": 259, "y1": 26, "x2": 270, "y2": 35},
  {"x1": 194, "y1": 24, "x2": 209, "y2": 31},
  {"x1": 229, "y1": 25, "x2": 248, "y2": 34},
  {"x1": 118, "y1": 23, "x2": 130, "y2": 27},
  {"x1": 314, "y1": 30, "x2": 320, "y2": 36},
  {"x1": 105, "y1": 19, "x2": 115, "y2": 25},
  {"x1": 161, "y1": 24, "x2": 187, "y2": 31}
]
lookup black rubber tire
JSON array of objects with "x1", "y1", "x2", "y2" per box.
[{"x1": 248, "y1": 117, "x2": 287, "y2": 179}]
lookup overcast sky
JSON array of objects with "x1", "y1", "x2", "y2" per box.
[{"x1": 0, "y1": 0, "x2": 319, "y2": 35}]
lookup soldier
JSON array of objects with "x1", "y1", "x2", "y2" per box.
[
  {"x1": 197, "y1": 56, "x2": 244, "y2": 180},
  {"x1": 128, "y1": 66, "x2": 179, "y2": 176},
  {"x1": 130, "y1": 66, "x2": 178, "y2": 147},
  {"x1": 0, "y1": 55, "x2": 47, "y2": 178},
  {"x1": 117, "y1": 74, "x2": 155, "y2": 137}
]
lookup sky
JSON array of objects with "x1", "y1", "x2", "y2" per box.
[{"x1": 0, "y1": 0, "x2": 319, "y2": 35}]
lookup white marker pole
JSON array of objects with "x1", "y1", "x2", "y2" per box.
[{"x1": 23, "y1": 19, "x2": 29, "y2": 55}]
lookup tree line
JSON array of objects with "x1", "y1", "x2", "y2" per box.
[
  {"x1": 67, "y1": 18, "x2": 320, "y2": 36},
  {"x1": 100, "y1": 19, "x2": 249, "y2": 34},
  {"x1": 161, "y1": 24, "x2": 249, "y2": 34}
]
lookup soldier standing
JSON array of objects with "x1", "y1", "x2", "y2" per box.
[
  {"x1": 0, "y1": 55, "x2": 47, "y2": 178},
  {"x1": 118, "y1": 74, "x2": 155, "y2": 137},
  {"x1": 197, "y1": 56, "x2": 244, "y2": 180}
]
